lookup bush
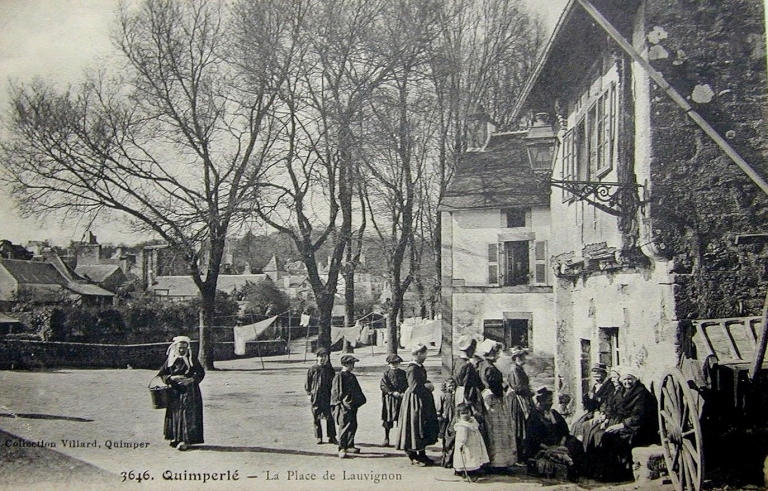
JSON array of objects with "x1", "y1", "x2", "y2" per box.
[{"x1": 241, "y1": 280, "x2": 289, "y2": 316}]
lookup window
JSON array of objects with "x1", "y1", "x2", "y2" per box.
[
  {"x1": 534, "y1": 241, "x2": 547, "y2": 284},
  {"x1": 504, "y1": 208, "x2": 526, "y2": 228},
  {"x1": 502, "y1": 241, "x2": 529, "y2": 286},
  {"x1": 488, "y1": 243, "x2": 499, "y2": 285},
  {"x1": 598, "y1": 327, "x2": 620, "y2": 367},
  {"x1": 483, "y1": 318, "x2": 529, "y2": 349},
  {"x1": 561, "y1": 82, "x2": 617, "y2": 200}
]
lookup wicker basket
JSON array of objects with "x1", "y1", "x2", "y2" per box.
[{"x1": 148, "y1": 376, "x2": 174, "y2": 409}]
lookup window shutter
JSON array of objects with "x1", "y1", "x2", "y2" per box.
[
  {"x1": 488, "y1": 243, "x2": 498, "y2": 285},
  {"x1": 534, "y1": 241, "x2": 547, "y2": 284}
]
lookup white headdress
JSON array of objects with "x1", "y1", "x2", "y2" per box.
[{"x1": 166, "y1": 336, "x2": 193, "y2": 368}]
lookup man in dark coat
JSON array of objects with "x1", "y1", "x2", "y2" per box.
[
  {"x1": 158, "y1": 336, "x2": 205, "y2": 450},
  {"x1": 380, "y1": 353, "x2": 407, "y2": 447},
  {"x1": 594, "y1": 370, "x2": 658, "y2": 481},
  {"x1": 331, "y1": 354, "x2": 367, "y2": 458},
  {"x1": 305, "y1": 347, "x2": 337, "y2": 445},
  {"x1": 396, "y1": 344, "x2": 439, "y2": 466}
]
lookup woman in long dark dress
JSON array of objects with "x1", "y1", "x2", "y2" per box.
[
  {"x1": 396, "y1": 344, "x2": 439, "y2": 466},
  {"x1": 158, "y1": 336, "x2": 205, "y2": 450},
  {"x1": 507, "y1": 346, "x2": 533, "y2": 454}
]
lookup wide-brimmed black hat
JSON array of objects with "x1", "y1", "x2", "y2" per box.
[{"x1": 316, "y1": 347, "x2": 329, "y2": 356}]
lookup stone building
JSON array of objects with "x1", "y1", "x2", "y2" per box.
[
  {"x1": 509, "y1": 0, "x2": 768, "y2": 404},
  {"x1": 440, "y1": 129, "x2": 555, "y2": 372}
]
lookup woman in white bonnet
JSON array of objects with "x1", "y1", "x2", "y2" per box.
[{"x1": 158, "y1": 336, "x2": 205, "y2": 450}]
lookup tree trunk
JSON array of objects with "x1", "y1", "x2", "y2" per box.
[
  {"x1": 343, "y1": 269, "x2": 355, "y2": 353},
  {"x1": 198, "y1": 286, "x2": 216, "y2": 369},
  {"x1": 386, "y1": 308, "x2": 398, "y2": 355},
  {"x1": 316, "y1": 293, "x2": 333, "y2": 350}
]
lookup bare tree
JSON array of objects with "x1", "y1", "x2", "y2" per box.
[
  {"x1": 252, "y1": 0, "x2": 393, "y2": 349},
  {"x1": 426, "y1": 0, "x2": 543, "y2": 313},
  {"x1": 0, "y1": 0, "x2": 300, "y2": 368}
]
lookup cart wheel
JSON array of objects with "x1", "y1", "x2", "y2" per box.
[{"x1": 658, "y1": 368, "x2": 704, "y2": 491}]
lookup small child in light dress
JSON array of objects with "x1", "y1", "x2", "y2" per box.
[{"x1": 453, "y1": 402, "x2": 489, "y2": 476}]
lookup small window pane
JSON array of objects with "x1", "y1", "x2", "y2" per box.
[
  {"x1": 535, "y1": 241, "x2": 546, "y2": 261},
  {"x1": 488, "y1": 243, "x2": 497, "y2": 259},
  {"x1": 505, "y1": 209, "x2": 526, "y2": 228},
  {"x1": 535, "y1": 264, "x2": 546, "y2": 283}
]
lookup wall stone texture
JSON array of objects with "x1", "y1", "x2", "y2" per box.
[{"x1": 645, "y1": 0, "x2": 768, "y2": 321}]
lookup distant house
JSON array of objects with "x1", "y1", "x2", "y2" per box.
[
  {"x1": 0, "y1": 258, "x2": 114, "y2": 308},
  {"x1": 149, "y1": 274, "x2": 271, "y2": 300},
  {"x1": 75, "y1": 264, "x2": 128, "y2": 293},
  {"x1": 0, "y1": 240, "x2": 33, "y2": 261},
  {"x1": 440, "y1": 130, "x2": 555, "y2": 373}
]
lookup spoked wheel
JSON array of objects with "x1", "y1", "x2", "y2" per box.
[{"x1": 658, "y1": 368, "x2": 705, "y2": 491}]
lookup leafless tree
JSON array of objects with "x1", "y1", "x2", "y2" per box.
[
  {"x1": 426, "y1": 0, "x2": 543, "y2": 313},
  {"x1": 252, "y1": 0, "x2": 393, "y2": 349},
  {"x1": 0, "y1": 0, "x2": 301, "y2": 368}
]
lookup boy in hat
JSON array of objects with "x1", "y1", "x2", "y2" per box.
[
  {"x1": 380, "y1": 353, "x2": 407, "y2": 447},
  {"x1": 331, "y1": 354, "x2": 367, "y2": 458},
  {"x1": 305, "y1": 347, "x2": 337, "y2": 445}
]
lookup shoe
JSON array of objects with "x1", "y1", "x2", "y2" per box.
[
  {"x1": 414, "y1": 460, "x2": 428, "y2": 467},
  {"x1": 382, "y1": 438, "x2": 390, "y2": 447},
  {"x1": 338, "y1": 450, "x2": 347, "y2": 459},
  {"x1": 176, "y1": 442, "x2": 188, "y2": 451},
  {"x1": 169, "y1": 440, "x2": 179, "y2": 448},
  {"x1": 347, "y1": 447, "x2": 360, "y2": 454},
  {"x1": 328, "y1": 437, "x2": 338, "y2": 445},
  {"x1": 316, "y1": 439, "x2": 323, "y2": 445}
]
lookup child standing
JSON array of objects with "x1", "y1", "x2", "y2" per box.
[
  {"x1": 380, "y1": 354, "x2": 407, "y2": 447},
  {"x1": 438, "y1": 378, "x2": 457, "y2": 467},
  {"x1": 331, "y1": 354, "x2": 367, "y2": 458},
  {"x1": 454, "y1": 403, "x2": 489, "y2": 477},
  {"x1": 304, "y1": 347, "x2": 337, "y2": 445}
]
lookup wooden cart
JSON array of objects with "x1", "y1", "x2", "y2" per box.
[{"x1": 658, "y1": 313, "x2": 768, "y2": 491}]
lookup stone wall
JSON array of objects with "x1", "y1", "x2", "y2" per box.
[
  {"x1": 644, "y1": 0, "x2": 768, "y2": 320},
  {"x1": 0, "y1": 339, "x2": 287, "y2": 370}
]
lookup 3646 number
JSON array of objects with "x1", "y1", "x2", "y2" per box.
[{"x1": 120, "y1": 470, "x2": 152, "y2": 482}]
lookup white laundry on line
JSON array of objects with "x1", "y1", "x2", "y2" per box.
[{"x1": 233, "y1": 316, "x2": 278, "y2": 355}]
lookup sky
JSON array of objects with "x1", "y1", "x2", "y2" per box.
[{"x1": 0, "y1": 0, "x2": 569, "y2": 246}]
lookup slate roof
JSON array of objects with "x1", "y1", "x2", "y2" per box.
[
  {"x1": 66, "y1": 282, "x2": 115, "y2": 297},
  {"x1": 440, "y1": 132, "x2": 550, "y2": 211},
  {"x1": 151, "y1": 274, "x2": 270, "y2": 298},
  {"x1": 0, "y1": 259, "x2": 66, "y2": 285},
  {"x1": 75, "y1": 264, "x2": 123, "y2": 283}
]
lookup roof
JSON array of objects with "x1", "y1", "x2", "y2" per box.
[
  {"x1": 440, "y1": 132, "x2": 550, "y2": 211},
  {"x1": 0, "y1": 259, "x2": 66, "y2": 285},
  {"x1": 150, "y1": 274, "x2": 270, "y2": 298},
  {"x1": 66, "y1": 282, "x2": 115, "y2": 297},
  {"x1": 75, "y1": 264, "x2": 123, "y2": 283},
  {"x1": 512, "y1": 0, "x2": 638, "y2": 121}
]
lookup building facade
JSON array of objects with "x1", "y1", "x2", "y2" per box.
[
  {"x1": 513, "y1": 0, "x2": 768, "y2": 404},
  {"x1": 440, "y1": 131, "x2": 555, "y2": 372}
]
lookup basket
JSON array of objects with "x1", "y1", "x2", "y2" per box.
[{"x1": 148, "y1": 376, "x2": 175, "y2": 409}]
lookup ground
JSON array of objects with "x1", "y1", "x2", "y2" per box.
[{"x1": 0, "y1": 343, "x2": 669, "y2": 490}]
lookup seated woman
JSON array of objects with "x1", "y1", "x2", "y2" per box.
[
  {"x1": 571, "y1": 363, "x2": 614, "y2": 440},
  {"x1": 586, "y1": 368, "x2": 658, "y2": 482},
  {"x1": 525, "y1": 387, "x2": 584, "y2": 479}
]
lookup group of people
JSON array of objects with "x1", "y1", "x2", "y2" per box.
[
  {"x1": 572, "y1": 362, "x2": 659, "y2": 481},
  {"x1": 156, "y1": 334, "x2": 658, "y2": 483}
]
